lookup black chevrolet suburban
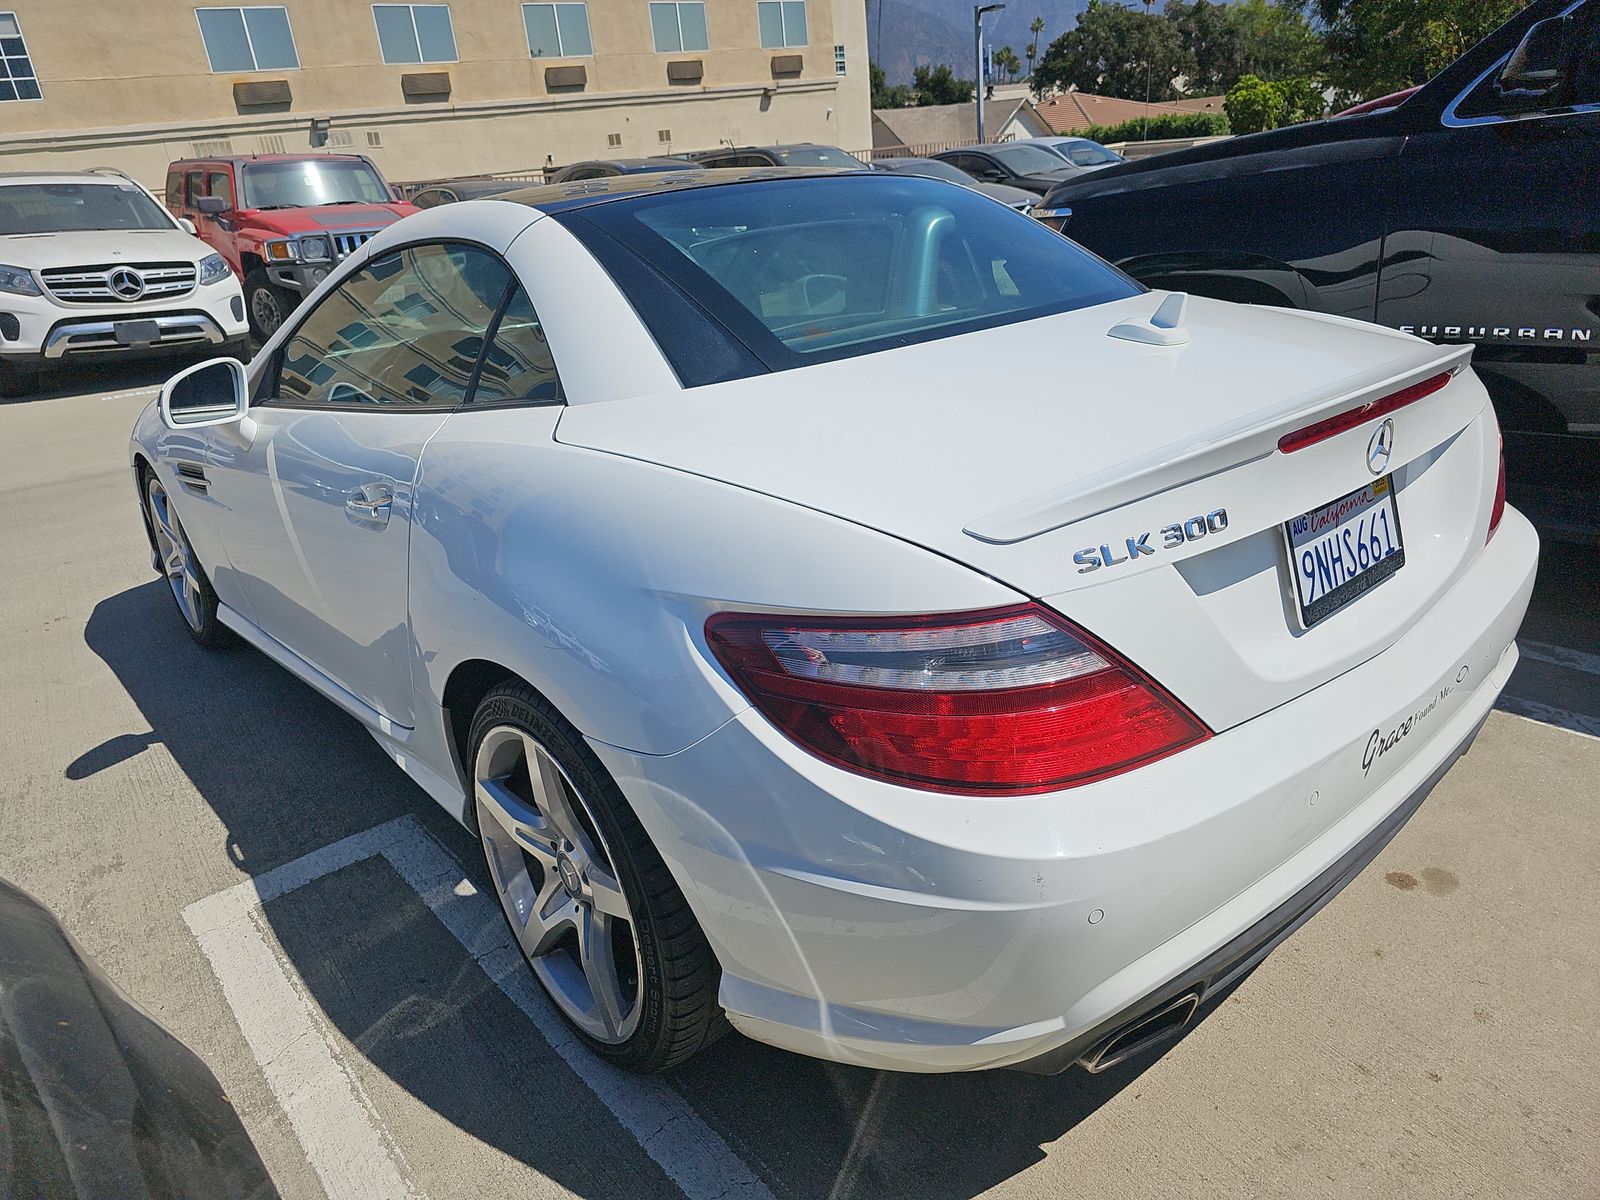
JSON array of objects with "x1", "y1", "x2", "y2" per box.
[{"x1": 1036, "y1": 0, "x2": 1599, "y2": 538}]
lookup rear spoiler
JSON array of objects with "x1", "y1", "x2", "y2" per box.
[{"x1": 963, "y1": 342, "x2": 1475, "y2": 545}]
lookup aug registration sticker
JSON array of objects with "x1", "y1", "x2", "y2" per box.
[{"x1": 1285, "y1": 476, "x2": 1405, "y2": 627}]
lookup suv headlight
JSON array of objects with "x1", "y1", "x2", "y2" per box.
[
  {"x1": 0, "y1": 264, "x2": 41, "y2": 297},
  {"x1": 265, "y1": 239, "x2": 300, "y2": 262},
  {"x1": 198, "y1": 253, "x2": 232, "y2": 285},
  {"x1": 297, "y1": 236, "x2": 332, "y2": 262}
]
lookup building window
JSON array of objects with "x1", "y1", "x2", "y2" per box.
[
  {"x1": 195, "y1": 7, "x2": 299, "y2": 73},
  {"x1": 523, "y1": 3, "x2": 592, "y2": 57},
  {"x1": 0, "y1": 12, "x2": 39, "y2": 101},
  {"x1": 373, "y1": 4, "x2": 457, "y2": 64},
  {"x1": 757, "y1": 0, "x2": 806, "y2": 49},
  {"x1": 834, "y1": 43, "x2": 846, "y2": 75},
  {"x1": 649, "y1": 2, "x2": 708, "y2": 53}
]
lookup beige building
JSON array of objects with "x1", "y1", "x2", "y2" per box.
[{"x1": 0, "y1": 0, "x2": 870, "y2": 187}]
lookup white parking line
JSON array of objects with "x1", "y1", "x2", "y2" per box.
[
  {"x1": 1519, "y1": 639, "x2": 1600, "y2": 678},
  {"x1": 185, "y1": 816, "x2": 774, "y2": 1200}
]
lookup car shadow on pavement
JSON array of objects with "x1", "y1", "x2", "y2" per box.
[{"x1": 84, "y1": 579, "x2": 1221, "y2": 1200}]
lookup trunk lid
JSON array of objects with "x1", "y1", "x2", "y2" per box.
[{"x1": 556, "y1": 295, "x2": 1496, "y2": 730}]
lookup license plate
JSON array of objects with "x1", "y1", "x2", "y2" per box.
[
  {"x1": 114, "y1": 319, "x2": 160, "y2": 346},
  {"x1": 1285, "y1": 476, "x2": 1405, "y2": 627}
]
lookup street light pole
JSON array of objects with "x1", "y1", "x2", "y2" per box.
[{"x1": 974, "y1": 2, "x2": 1004, "y2": 144}]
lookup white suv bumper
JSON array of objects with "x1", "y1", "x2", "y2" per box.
[{"x1": 0, "y1": 275, "x2": 248, "y2": 364}]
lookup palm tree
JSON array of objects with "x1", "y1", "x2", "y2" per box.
[
  {"x1": 1026, "y1": 15, "x2": 1044, "y2": 79},
  {"x1": 995, "y1": 45, "x2": 1022, "y2": 83}
]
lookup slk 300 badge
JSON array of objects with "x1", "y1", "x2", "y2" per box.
[{"x1": 1074, "y1": 509, "x2": 1229, "y2": 573}]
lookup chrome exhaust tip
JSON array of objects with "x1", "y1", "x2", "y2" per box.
[{"x1": 1076, "y1": 991, "x2": 1202, "y2": 1074}]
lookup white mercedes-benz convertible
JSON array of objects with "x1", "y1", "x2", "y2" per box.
[{"x1": 130, "y1": 170, "x2": 1537, "y2": 1075}]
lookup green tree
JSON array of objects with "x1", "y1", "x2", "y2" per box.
[
  {"x1": 1026, "y1": 15, "x2": 1045, "y2": 79},
  {"x1": 1308, "y1": 0, "x2": 1530, "y2": 102},
  {"x1": 994, "y1": 45, "x2": 1022, "y2": 83},
  {"x1": 870, "y1": 61, "x2": 912, "y2": 108},
  {"x1": 912, "y1": 63, "x2": 976, "y2": 105},
  {"x1": 1167, "y1": 0, "x2": 1323, "y2": 95},
  {"x1": 1223, "y1": 72, "x2": 1323, "y2": 133},
  {"x1": 1033, "y1": 0, "x2": 1194, "y2": 101}
]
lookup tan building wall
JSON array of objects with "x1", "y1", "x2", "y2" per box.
[{"x1": 0, "y1": 0, "x2": 870, "y2": 185}]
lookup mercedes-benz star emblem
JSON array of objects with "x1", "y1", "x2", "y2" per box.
[
  {"x1": 108, "y1": 267, "x2": 146, "y2": 301},
  {"x1": 1367, "y1": 417, "x2": 1395, "y2": 476}
]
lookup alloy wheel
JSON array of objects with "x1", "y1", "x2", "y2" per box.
[
  {"x1": 145, "y1": 476, "x2": 204, "y2": 633},
  {"x1": 474, "y1": 725, "x2": 644, "y2": 1044},
  {"x1": 249, "y1": 286, "x2": 285, "y2": 338}
]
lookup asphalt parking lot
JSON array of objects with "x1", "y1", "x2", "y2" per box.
[{"x1": 3, "y1": 367, "x2": 1598, "y2": 1200}]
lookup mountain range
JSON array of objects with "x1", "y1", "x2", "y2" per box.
[{"x1": 867, "y1": 0, "x2": 1093, "y2": 85}]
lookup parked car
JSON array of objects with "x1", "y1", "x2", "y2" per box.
[
  {"x1": 0, "y1": 170, "x2": 247, "y2": 398},
  {"x1": 0, "y1": 876, "x2": 278, "y2": 1197},
  {"x1": 547, "y1": 157, "x2": 698, "y2": 182},
  {"x1": 687, "y1": 143, "x2": 868, "y2": 169},
  {"x1": 870, "y1": 155, "x2": 1038, "y2": 210},
  {"x1": 1008, "y1": 136, "x2": 1126, "y2": 170},
  {"x1": 132, "y1": 169, "x2": 1534, "y2": 1078},
  {"x1": 931, "y1": 143, "x2": 1084, "y2": 194},
  {"x1": 165, "y1": 153, "x2": 417, "y2": 341},
  {"x1": 409, "y1": 178, "x2": 538, "y2": 208},
  {"x1": 1035, "y1": 0, "x2": 1599, "y2": 537}
]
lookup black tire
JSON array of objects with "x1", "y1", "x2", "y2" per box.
[
  {"x1": 468, "y1": 681, "x2": 726, "y2": 1072},
  {"x1": 0, "y1": 361, "x2": 42, "y2": 399},
  {"x1": 244, "y1": 269, "x2": 294, "y2": 341},
  {"x1": 141, "y1": 466, "x2": 232, "y2": 650}
]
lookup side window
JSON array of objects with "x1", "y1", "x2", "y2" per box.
[
  {"x1": 165, "y1": 171, "x2": 184, "y2": 210},
  {"x1": 185, "y1": 170, "x2": 204, "y2": 206},
  {"x1": 207, "y1": 170, "x2": 235, "y2": 210},
  {"x1": 274, "y1": 242, "x2": 511, "y2": 409},
  {"x1": 470, "y1": 286, "x2": 565, "y2": 405},
  {"x1": 1455, "y1": 2, "x2": 1600, "y2": 119}
]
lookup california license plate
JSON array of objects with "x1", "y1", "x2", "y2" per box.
[{"x1": 1285, "y1": 476, "x2": 1405, "y2": 627}]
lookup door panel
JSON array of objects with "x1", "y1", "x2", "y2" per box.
[{"x1": 203, "y1": 240, "x2": 516, "y2": 724}]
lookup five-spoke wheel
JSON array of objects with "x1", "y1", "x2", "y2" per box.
[
  {"x1": 468, "y1": 683, "x2": 725, "y2": 1071},
  {"x1": 475, "y1": 724, "x2": 643, "y2": 1044},
  {"x1": 144, "y1": 471, "x2": 228, "y2": 647}
]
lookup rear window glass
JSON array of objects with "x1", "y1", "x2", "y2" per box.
[{"x1": 568, "y1": 175, "x2": 1137, "y2": 368}]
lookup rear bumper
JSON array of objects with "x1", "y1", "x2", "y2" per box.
[{"x1": 591, "y1": 507, "x2": 1538, "y2": 1073}]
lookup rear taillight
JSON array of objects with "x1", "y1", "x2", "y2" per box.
[
  {"x1": 1488, "y1": 435, "x2": 1506, "y2": 542},
  {"x1": 1278, "y1": 371, "x2": 1453, "y2": 454},
  {"x1": 704, "y1": 604, "x2": 1210, "y2": 796}
]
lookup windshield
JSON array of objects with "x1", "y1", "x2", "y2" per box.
[
  {"x1": 0, "y1": 183, "x2": 173, "y2": 235},
  {"x1": 570, "y1": 176, "x2": 1137, "y2": 370},
  {"x1": 1058, "y1": 141, "x2": 1121, "y2": 166},
  {"x1": 989, "y1": 144, "x2": 1073, "y2": 175},
  {"x1": 772, "y1": 146, "x2": 869, "y2": 169},
  {"x1": 880, "y1": 158, "x2": 973, "y2": 184},
  {"x1": 241, "y1": 160, "x2": 393, "y2": 209}
]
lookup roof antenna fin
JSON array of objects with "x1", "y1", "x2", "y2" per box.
[{"x1": 1108, "y1": 291, "x2": 1190, "y2": 347}]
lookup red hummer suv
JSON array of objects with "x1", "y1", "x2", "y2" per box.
[{"x1": 165, "y1": 153, "x2": 417, "y2": 340}]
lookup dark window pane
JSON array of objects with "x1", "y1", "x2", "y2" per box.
[
  {"x1": 374, "y1": 5, "x2": 421, "y2": 63},
  {"x1": 197, "y1": 8, "x2": 255, "y2": 71},
  {"x1": 244, "y1": 7, "x2": 300, "y2": 69},
  {"x1": 471, "y1": 287, "x2": 564, "y2": 405}
]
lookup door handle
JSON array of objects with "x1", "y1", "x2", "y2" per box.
[{"x1": 345, "y1": 483, "x2": 393, "y2": 527}]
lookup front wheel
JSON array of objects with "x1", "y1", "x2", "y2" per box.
[
  {"x1": 244, "y1": 269, "x2": 294, "y2": 341},
  {"x1": 144, "y1": 471, "x2": 230, "y2": 648},
  {"x1": 469, "y1": 682, "x2": 725, "y2": 1072}
]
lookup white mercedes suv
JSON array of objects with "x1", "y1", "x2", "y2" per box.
[{"x1": 0, "y1": 170, "x2": 248, "y2": 397}]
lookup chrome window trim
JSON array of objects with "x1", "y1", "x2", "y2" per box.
[{"x1": 1441, "y1": 0, "x2": 1598, "y2": 127}]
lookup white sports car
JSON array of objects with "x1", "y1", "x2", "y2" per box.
[{"x1": 130, "y1": 170, "x2": 1538, "y2": 1075}]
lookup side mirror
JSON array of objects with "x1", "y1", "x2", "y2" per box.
[
  {"x1": 195, "y1": 195, "x2": 229, "y2": 216},
  {"x1": 178, "y1": 217, "x2": 197, "y2": 235},
  {"x1": 160, "y1": 357, "x2": 249, "y2": 430},
  {"x1": 1498, "y1": 14, "x2": 1575, "y2": 97}
]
